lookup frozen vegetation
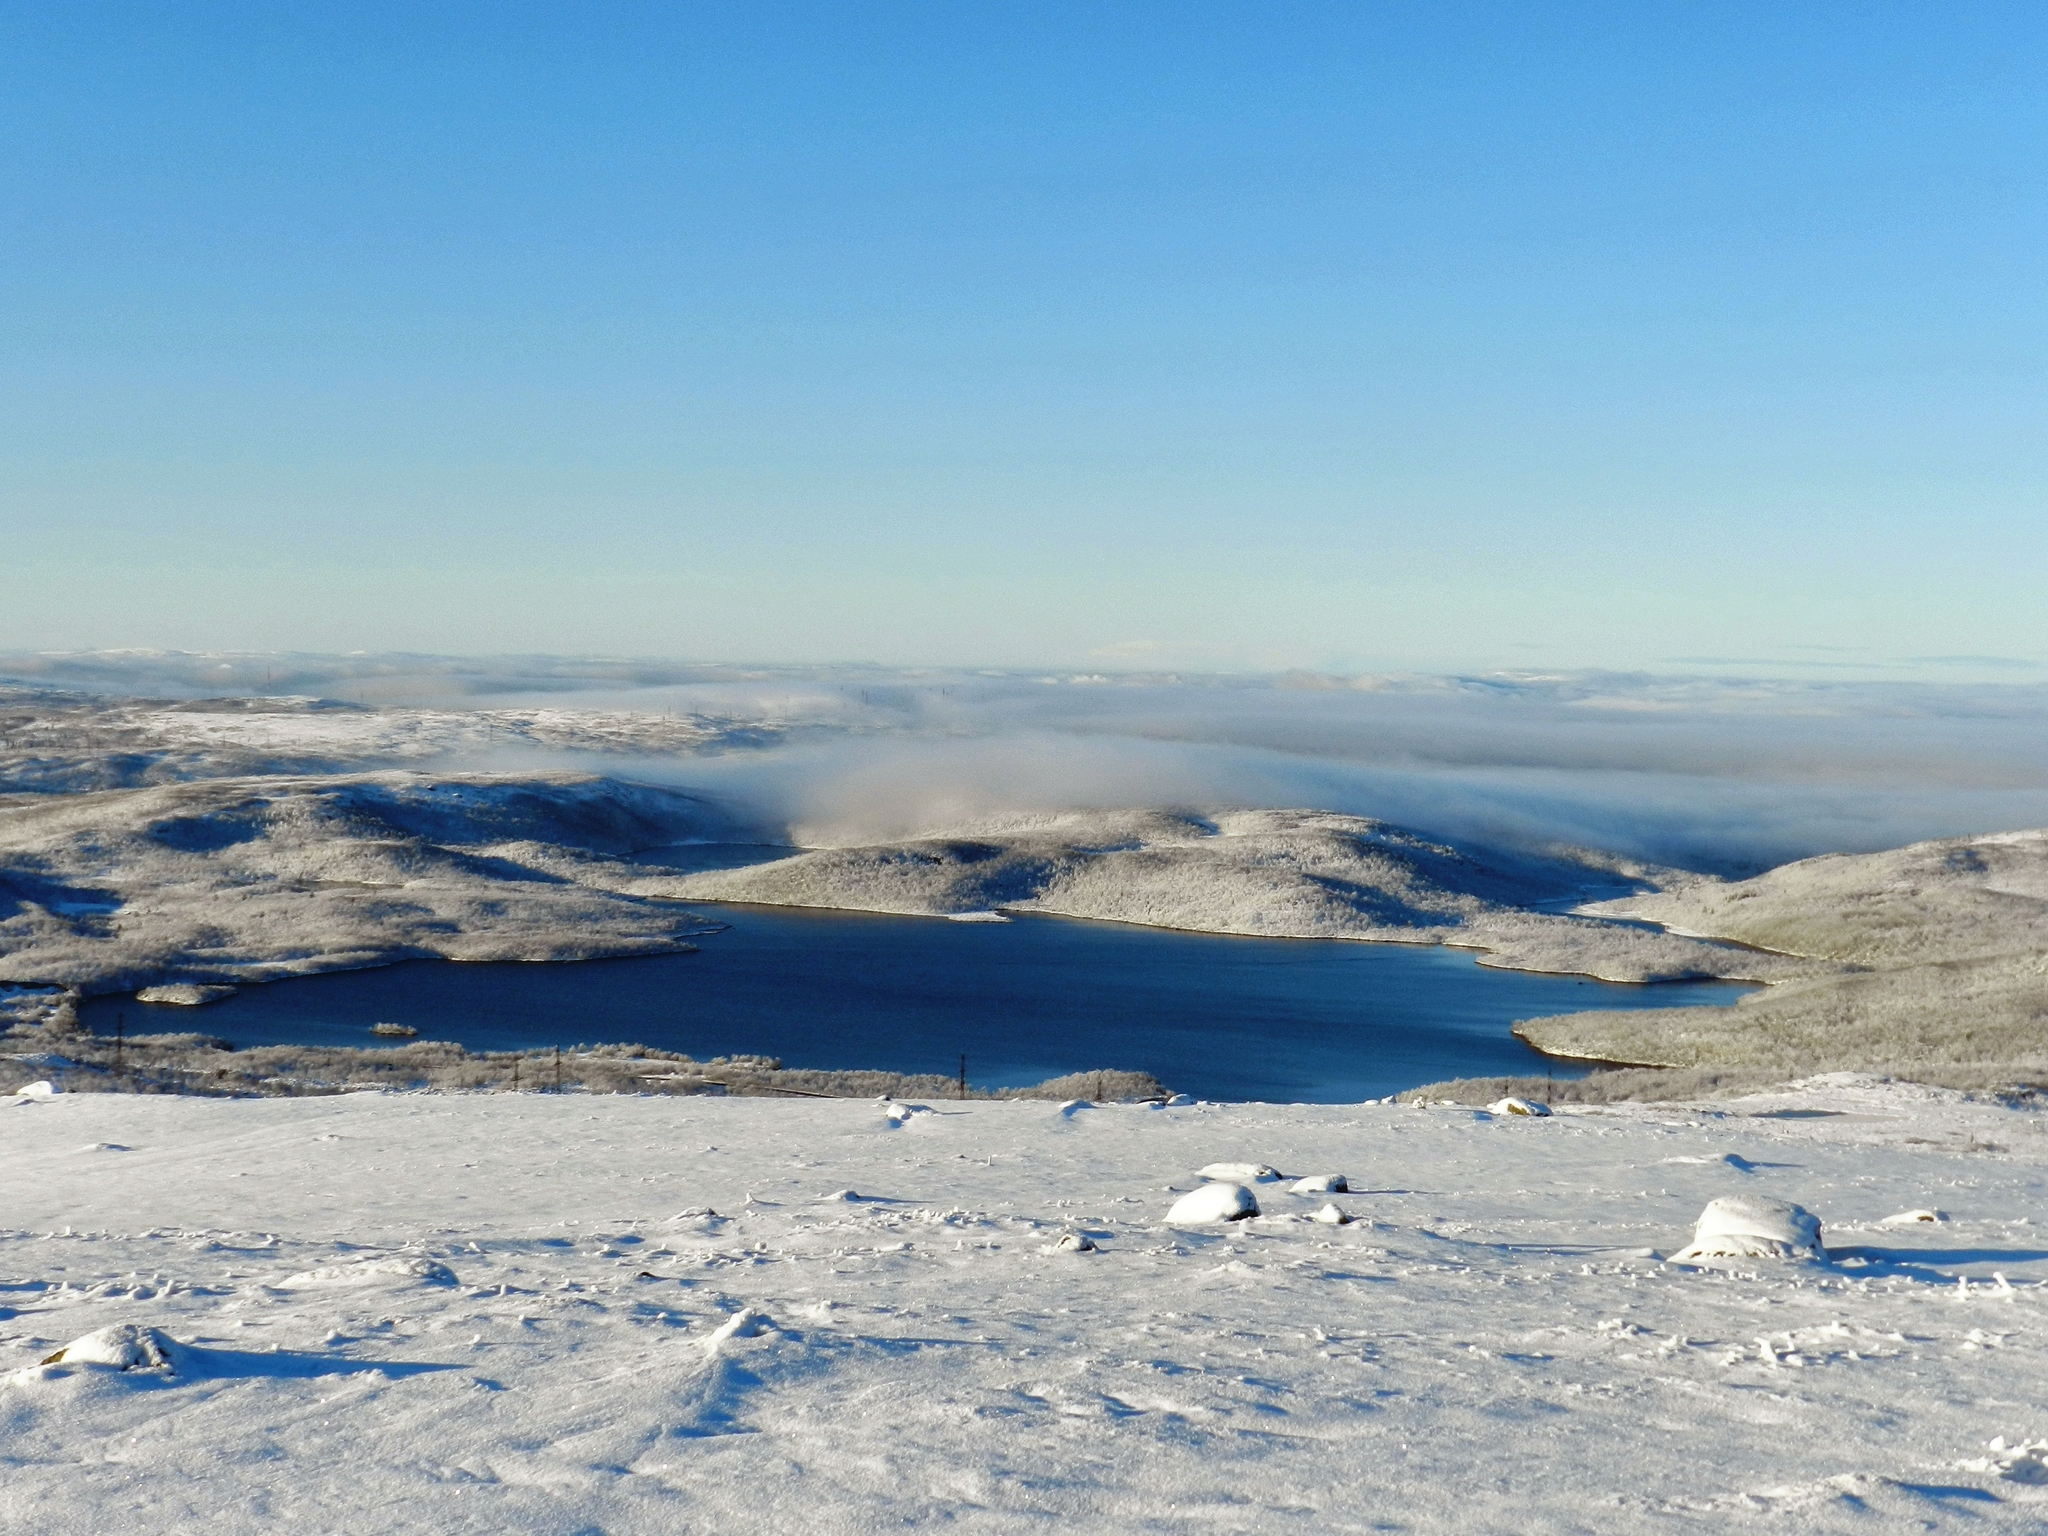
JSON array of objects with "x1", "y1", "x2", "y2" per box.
[
  {"x1": 5, "y1": 1076, "x2": 2048, "y2": 1530},
  {"x1": 6, "y1": 660, "x2": 2048, "y2": 1528}
]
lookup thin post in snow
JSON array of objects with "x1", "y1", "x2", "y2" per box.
[
  {"x1": 554, "y1": 1046, "x2": 562, "y2": 1094},
  {"x1": 958, "y1": 1053, "x2": 967, "y2": 1101}
]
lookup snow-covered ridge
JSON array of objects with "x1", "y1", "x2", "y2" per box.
[{"x1": 5, "y1": 680, "x2": 2044, "y2": 1092}]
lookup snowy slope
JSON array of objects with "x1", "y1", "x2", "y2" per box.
[
  {"x1": 1519, "y1": 831, "x2": 2048, "y2": 1078},
  {"x1": 3, "y1": 1076, "x2": 2047, "y2": 1532}
]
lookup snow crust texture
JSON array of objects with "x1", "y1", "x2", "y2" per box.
[{"x1": 4, "y1": 1076, "x2": 2048, "y2": 1532}]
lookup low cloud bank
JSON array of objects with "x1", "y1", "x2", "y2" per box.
[
  {"x1": 653, "y1": 733, "x2": 2048, "y2": 875},
  {"x1": 11, "y1": 652, "x2": 2048, "y2": 873}
]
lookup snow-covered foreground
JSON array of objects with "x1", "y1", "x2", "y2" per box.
[{"x1": 5, "y1": 1078, "x2": 2048, "y2": 1533}]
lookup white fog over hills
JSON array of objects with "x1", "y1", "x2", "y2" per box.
[{"x1": 12, "y1": 651, "x2": 2048, "y2": 869}]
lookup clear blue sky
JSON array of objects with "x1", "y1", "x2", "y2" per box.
[{"x1": 4, "y1": 4, "x2": 2044, "y2": 675}]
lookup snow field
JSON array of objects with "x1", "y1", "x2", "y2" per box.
[{"x1": 3, "y1": 1078, "x2": 2048, "y2": 1532}]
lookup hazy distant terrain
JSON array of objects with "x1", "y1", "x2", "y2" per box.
[{"x1": 0, "y1": 686, "x2": 807, "y2": 795}]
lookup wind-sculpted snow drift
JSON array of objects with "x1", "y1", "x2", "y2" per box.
[{"x1": 670, "y1": 808, "x2": 1809, "y2": 984}]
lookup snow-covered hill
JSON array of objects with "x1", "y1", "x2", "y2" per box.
[
  {"x1": 672, "y1": 808, "x2": 1810, "y2": 984},
  {"x1": 1514, "y1": 830, "x2": 2048, "y2": 1082},
  {"x1": 3, "y1": 1076, "x2": 2046, "y2": 1532},
  {"x1": 0, "y1": 773, "x2": 739, "y2": 991}
]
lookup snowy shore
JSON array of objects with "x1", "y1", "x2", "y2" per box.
[{"x1": 4, "y1": 1075, "x2": 2048, "y2": 1532}]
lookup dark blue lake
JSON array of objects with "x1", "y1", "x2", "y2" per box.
[{"x1": 82, "y1": 906, "x2": 1753, "y2": 1103}]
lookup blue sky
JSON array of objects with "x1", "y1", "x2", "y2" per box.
[{"x1": 4, "y1": 4, "x2": 2044, "y2": 674}]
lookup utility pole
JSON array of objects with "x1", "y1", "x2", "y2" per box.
[{"x1": 554, "y1": 1046, "x2": 562, "y2": 1093}]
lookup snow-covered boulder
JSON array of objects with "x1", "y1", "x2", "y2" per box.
[
  {"x1": 1488, "y1": 1097, "x2": 1551, "y2": 1117},
  {"x1": 1290, "y1": 1174, "x2": 1348, "y2": 1194},
  {"x1": 1199, "y1": 1162, "x2": 1280, "y2": 1183},
  {"x1": 1310, "y1": 1204, "x2": 1351, "y2": 1225},
  {"x1": 40, "y1": 1324, "x2": 172, "y2": 1371},
  {"x1": 13, "y1": 1081, "x2": 58, "y2": 1101},
  {"x1": 1880, "y1": 1208, "x2": 1947, "y2": 1226},
  {"x1": 1670, "y1": 1197, "x2": 1825, "y2": 1262},
  {"x1": 885, "y1": 1102, "x2": 932, "y2": 1126},
  {"x1": 1169, "y1": 1183, "x2": 1259, "y2": 1223},
  {"x1": 1048, "y1": 1232, "x2": 1096, "y2": 1253}
]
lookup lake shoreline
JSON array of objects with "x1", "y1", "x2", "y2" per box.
[{"x1": 45, "y1": 906, "x2": 1755, "y2": 1104}]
